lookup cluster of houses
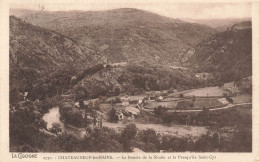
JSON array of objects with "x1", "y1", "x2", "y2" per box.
[
  {"x1": 73, "y1": 92, "x2": 166, "y2": 125},
  {"x1": 110, "y1": 94, "x2": 165, "y2": 120}
]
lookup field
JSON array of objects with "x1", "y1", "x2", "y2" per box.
[
  {"x1": 145, "y1": 101, "x2": 178, "y2": 109},
  {"x1": 193, "y1": 98, "x2": 224, "y2": 109},
  {"x1": 184, "y1": 86, "x2": 227, "y2": 97}
]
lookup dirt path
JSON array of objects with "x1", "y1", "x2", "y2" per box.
[{"x1": 103, "y1": 122, "x2": 207, "y2": 139}]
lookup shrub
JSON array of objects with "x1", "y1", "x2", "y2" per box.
[
  {"x1": 49, "y1": 123, "x2": 62, "y2": 135},
  {"x1": 154, "y1": 106, "x2": 168, "y2": 117},
  {"x1": 114, "y1": 87, "x2": 120, "y2": 96},
  {"x1": 115, "y1": 97, "x2": 122, "y2": 103}
]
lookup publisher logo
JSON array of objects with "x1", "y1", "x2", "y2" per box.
[{"x1": 12, "y1": 153, "x2": 37, "y2": 159}]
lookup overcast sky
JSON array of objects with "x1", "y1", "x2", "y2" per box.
[{"x1": 10, "y1": 0, "x2": 251, "y2": 19}]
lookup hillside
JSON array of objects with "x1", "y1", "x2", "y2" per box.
[
  {"x1": 9, "y1": 10, "x2": 252, "y2": 100},
  {"x1": 11, "y1": 8, "x2": 216, "y2": 64},
  {"x1": 185, "y1": 21, "x2": 252, "y2": 82},
  {"x1": 68, "y1": 61, "x2": 205, "y2": 100},
  {"x1": 182, "y1": 18, "x2": 251, "y2": 31},
  {"x1": 10, "y1": 16, "x2": 103, "y2": 93},
  {"x1": 9, "y1": 15, "x2": 206, "y2": 102}
]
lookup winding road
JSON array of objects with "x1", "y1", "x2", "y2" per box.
[{"x1": 143, "y1": 102, "x2": 252, "y2": 113}]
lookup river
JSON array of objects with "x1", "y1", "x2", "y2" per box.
[{"x1": 42, "y1": 107, "x2": 86, "y2": 138}]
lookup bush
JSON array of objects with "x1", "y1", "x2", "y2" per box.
[
  {"x1": 49, "y1": 123, "x2": 62, "y2": 135},
  {"x1": 114, "y1": 87, "x2": 120, "y2": 96},
  {"x1": 154, "y1": 106, "x2": 168, "y2": 117},
  {"x1": 108, "y1": 107, "x2": 118, "y2": 123},
  {"x1": 115, "y1": 97, "x2": 122, "y2": 103},
  {"x1": 226, "y1": 97, "x2": 233, "y2": 103}
]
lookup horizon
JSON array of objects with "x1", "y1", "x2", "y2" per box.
[
  {"x1": 10, "y1": 1, "x2": 251, "y2": 20},
  {"x1": 9, "y1": 7, "x2": 252, "y2": 21}
]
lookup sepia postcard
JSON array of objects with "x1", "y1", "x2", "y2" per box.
[{"x1": 0, "y1": 0, "x2": 259, "y2": 161}]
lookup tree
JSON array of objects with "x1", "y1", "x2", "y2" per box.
[
  {"x1": 79, "y1": 99, "x2": 85, "y2": 109},
  {"x1": 84, "y1": 127, "x2": 123, "y2": 152},
  {"x1": 108, "y1": 107, "x2": 118, "y2": 123},
  {"x1": 154, "y1": 106, "x2": 167, "y2": 117},
  {"x1": 200, "y1": 107, "x2": 210, "y2": 125},
  {"x1": 212, "y1": 133, "x2": 220, "y2": 150},
  {"x1": 49, "y1": 123, "x2": 62, "y2": 135},
  {"x1": 194, "y1": 134, "x2": 215, "y2": 152},
  {"x1": 10, "y1": 88, "x2": 23, "y2": 105},
  {"x1": 49, "y1": 67, "x2": 76, "y2": 95},
  {"x1": 115, "y1": 97, "x2": 122, "y2": 103},
  {"x1": 114, "y1": 87, "x2": 120, "y2": 96},
  {"x1": 93, "y1": 100, "x2": 100, "y2": 111},
  {"x1": 138, "y1": 129, "x2": 160, "y2": 151},
  {"x1": 9, "y1": 101, "x2": 47, "y2": 151},
  {"x1": 121, "y1": 124, "x2": 137, "y2": 151}
]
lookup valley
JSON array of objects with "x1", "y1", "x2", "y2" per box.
[{"x1": 9, "y1": 8, "x2": 252, "y2": 153}]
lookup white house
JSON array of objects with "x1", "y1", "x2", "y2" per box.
[{"x1": 158, "y1": 96, "x2": 163, "y2": 101}]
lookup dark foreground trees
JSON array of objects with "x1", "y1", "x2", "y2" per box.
[{"x1": 10, "y1": 116, "x2": 252, "y2": 152}]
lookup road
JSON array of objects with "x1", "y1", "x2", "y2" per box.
[
  {"x1": 103, "y1": 121, "x2": 207, "y2": 139},
  {"x1": 143, "y1": 102, "x2": 252, "y2": 113},
  {"x1": 102, "y1": 102, "x2": 251, "y2": 138}
]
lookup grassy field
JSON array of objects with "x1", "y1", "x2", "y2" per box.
[
  {"x1": 175, "y1": 98, "x2": 224, "y2": 110},
  {"x1": 184, "y1": 86, "x2": 227, "y2": 97},
  {"x1": 194, "y1": 98, "x2": 223, "y2": 109},
  {"x1": 145, "y1": 101, "x2": 178, "y2": 109}
]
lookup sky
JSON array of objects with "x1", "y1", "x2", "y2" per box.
[{"x1": 10, "y1": 0, "x2": 251, "y2": 19}]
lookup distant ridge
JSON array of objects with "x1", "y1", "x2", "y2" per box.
[{"x1": 10, "y1": 8, "x2": 216, "y2": 64}]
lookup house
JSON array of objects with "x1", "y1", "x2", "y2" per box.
[
  {"x1": 118, "y1": 112, "x2": 124, "y2": 120},
  {"x1": 125, "y1": 106, "x2": 140, "y2": 116},
  {"x1": 158, "y1": 96, "x2": 163, "y2": 101},
  {"x1": 149, "y1": 96, "x2": 156, "y2": 101},
  {"x1": 121, "y1": 96, "x2": 130, "y2": 106}
]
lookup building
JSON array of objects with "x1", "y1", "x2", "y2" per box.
[
  {"x1": 121, "y1": 96, "x2": 130, "y2": 106},
  {"x1": 125, "y1": 106, "x2": 140, "y2": 116}
]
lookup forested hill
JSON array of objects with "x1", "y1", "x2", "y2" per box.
[
  {"x1": 185, "y1": 21, "x2": 252, "y2": 82},
  {"x1": 9, "y1": 14, "x2": 207, "y2": 103},
  {"x1": 9, "y1": 16, "x2": 104, "y2": 97},
  {"x1": 10, "y1": 16, "x2": 101, "y2": 74},
  {"x1": 10, "y1": 8, "x2": 217, "y2": 64}
]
